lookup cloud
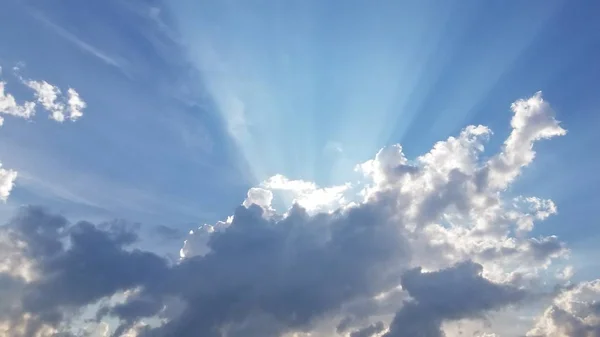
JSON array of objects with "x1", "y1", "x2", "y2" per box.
[
  {"x1": 0, "y1": 67, "x2": 86, "y2": 201},
  {"x1": 242, "y1": 187, "x2": 274, "y2": 210},
  {"x1": 2, "y1": 66, "x2": 87, "y2": 124},
  {"x1": 23, "y1": 79, "x2": 86, "y2": 122},
  {"x1": 0, "y1": 165, "x2": 18, "y2": 201},
  {"x1": 0, "y1": 206, "x2": 170, "y2": 336},
  {"x1": 23, "y1": 80, "x2": 65, "y2": 122},
  {"x1": 152, "y1": 225, "x2": 186, "y2": 242},
  {"x1": 0, "y1": 81, "x2": 36, "y2": 120},
  {"x1": 349, "y1": 321, "x2": 385, "y2": 337},
  {"x1": 141, "y1": 201, "x2": 410, "y2": 337},
  {"x1": 66, "y1": 88, "x2": 86, "y2": 121},
  {"x1": 485, "y1": 91, "x2": 567, "y2": 190},
  {"x1": 29, "y1": 12, "x2": 125, "y2": 71},
  {"x1": 528, "y1": 280, "x2": 600, "y2": 337},
  {"x1": 384, "y1": 262, "x2": 525, "y2": 337},
  {"x1": 179, "y1": 216, "x2": 232, "y2": 259},
  {"x1": 0, "y1": 92, "x2": 584, "y2": 336},
  {"x1": 261, "y1": 174, "x2": 351, "y2": 213}
]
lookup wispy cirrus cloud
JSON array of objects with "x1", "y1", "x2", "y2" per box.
[{"x1": 28, "y1": 11, "x2": 125, "y2": 72}]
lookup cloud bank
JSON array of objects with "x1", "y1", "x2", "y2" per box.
[{"x1": 0, "y1": 92, "x2": 591, "y2": 337}]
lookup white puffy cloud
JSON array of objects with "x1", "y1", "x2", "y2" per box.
[
  {"x1": 179, "y1": 216, "x2": 232, "y2": 258},
  {"x1": 0, "y1": 66, "x2": 86, "y2": 201},
  {"x1": 66, "y1": 88, "x2": 86, "y2": 121},
  {"x1": 528, "y1": 279, "x2": 600, "y2": 337},
  {"x1": 24, "y1": 80, "x2": 86, "y2": 122},
  {"x1": 486, "y1": 91, "x2": 567, "y2": 190},
  {"x1": 243, "y1": 187, "x2": 274, "y2": 210},
  {"x1": 23, "y1": 80, "x2": 66, "y2": 122},
  {"x1": 1, "y1": 66, "x2": 87, "y2": 123},
  {"x1": 0, "y1": 81, "x2": 36, "y2": 120},
  {"x1": 261, "y1": 174, "x2": 351, "y2": 213}
]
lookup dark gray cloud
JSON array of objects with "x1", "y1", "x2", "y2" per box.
[
  {"x1": 0, "y1": 273, "x2": 26, "y2": 319},
  {"x1": 23, "y1": 222, "x2": 169, "y2": 318},
  {"x1": 384, "y1": 261, "x2": 525, "y2": 337},
  {"x1": 0, "y1": 199, "x2": 537, "y2": 337},
  {"x1": 335, "y1": 288, "x2": 406, "y2": 335},
  {"x1": 129, "y1": 202, "x2": 410, "y2": 337},
  {"x1": 526, "y1": 236, "x2": 565, "y2": 262},
  {"x1": 6, "y1": 206, "x2": 69, "y2": 259},
  {"x1": 0, "y1": 206, "x2": 170, "y2": 336},
  {"x1": 0, "y1": 200, "x2": 411, "y2": 337}
]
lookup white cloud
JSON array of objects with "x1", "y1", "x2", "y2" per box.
[
  {"x1": 179, "y1": 216, "x2": 232, "y2": 258},
  {"x1": 0, "y1": 165, "x2": 18, "y2": 202},
  {"x1": 0, "y1": 66, "x2": 86, "y2": 201},
  {"x1": 243, "y1": 187, "x2": 274, "y2": 210},
  {"x1": 528, "y1": 279, "x2": 600, "y2": 336},
  {"x1": 23, "y1": 79, "x2": 86, "y2": 122},
  {"x1": 2, "y1": 67, "x2": 87, "y2": 123},
  {"x1": 486, "y1": 91, "x2": 567, "y2": 190},
  {"x1": 66, "y1": 88, "x2": 86, "y2": 121},
  {"x1": 557, "y1": 265, "x2": 574, "y2": 281},
  {"x1": 261, "y1": 174, "x2": 351, "y2": 213},
  {"x1": 24, "y1": 80, "x2": 66, "y2": 122},
  {"x1": 0, "y1": 82, "x2": 36, "y2": 120}
]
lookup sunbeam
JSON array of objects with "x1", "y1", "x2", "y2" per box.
[
  {"x1": 167, "y1": 0, "x2": 565, "y2": 188},
  {"x1": 2, "y1": 0, "x2": 600, "y2": 336}
]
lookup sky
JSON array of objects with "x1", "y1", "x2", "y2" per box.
[{"x1": 1, "y1": 0, "x2": 600, "y2": 336}]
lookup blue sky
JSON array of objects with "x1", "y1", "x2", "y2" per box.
[
  {"x1": 2, "y1": 0, "x2": 599, "y2": 241},
  {"x1": 0, "y1": 0, "x2": 251, "y2": 227},
  {"x1": 1, "y1": 0, "x2": 600, "y2": 336}
]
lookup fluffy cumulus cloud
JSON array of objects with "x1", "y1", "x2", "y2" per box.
[
  {"x1": 0, "y1": 81, "x2": 36, "y2": 121},
  {"x1": 528, "y1": 280, "x2": 600, "y2": 337},
  {"x1": 23, "y1": 80, "x2": 86, "y2": 123},
  {"x1": 0, "y1": 66, "x2": 86, "y2": 201},
  {"x1": 261, "y1": 174, "x2": 352, "y2": 214},
  {"x1": 1, "y1": 66, "x2": 86, "y2": 124},
  {"x1": 65, "y1": 88, "x2": 86, "y2": 121},
  {"x1": 0, "y1": 92, "x2": 594, "y2": 336}
]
